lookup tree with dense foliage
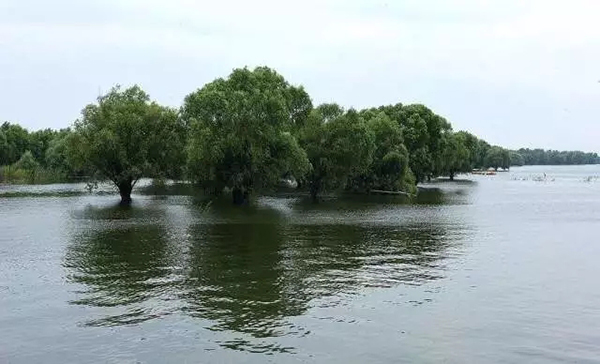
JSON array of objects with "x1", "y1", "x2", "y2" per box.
[
  {"x1": 14, "y1": 150, "x2": 39, "y2": 171},
  {"x1": 485, "y1": 146, "x2": 511, "y2": 171},
  {"x1": 28, "y1": 129, "x2": 58, "y2": 167},
  {"x1": 1, "y1": 122, "x2": 30, "y2": 165},
  {"x1": 509, "y1": 151, "x2": 525, "y2": 166},
  {"x1": 68, "y1": 85, "x2": 186, "y2": 204},
  {"x1": 299, "y1": 105, "x2": 375, "y2": 200},
  {"x1": 475, "y1": 139, "x2": 491, "y2": 169},
  {"x1": 12, "y1": 150, "x2": 39, "y2": 182},
  {"x1": 365, "y1": 103, "x2": 451, "y2": 183},
  {"x1": 515, "y1": 148, "x2": 600, "y2": 166},
  {"x1": 0, "y1": 129, "x2": 7, "y2": 165},
  {"x1": 439, "y1": 132, "x2": 471, "y2": 180},
  {"x1": 3, "y1": 66, "x2": 600, "y2": 201},
  {"x1": 352, "y1": 111, "x2": 414, "y2": 192},
  {"x1": 454, "y1": 131, "x2": 481, "y2": 169},
  {"x1": 183, "y1": 67, "x2": 311, "y2": 204}
]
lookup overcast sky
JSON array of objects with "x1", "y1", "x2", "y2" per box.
[{"x1": 1, "y1": 0, "x2": 599, "y2": 151}]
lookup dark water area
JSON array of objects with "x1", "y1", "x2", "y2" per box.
[{"x1": 1, "y1": 166, "x2": 600, "y2": 363}]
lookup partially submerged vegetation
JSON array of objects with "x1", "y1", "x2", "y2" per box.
[{"x1": 1, "y1": 66, "x2": 599, "y2": 204}]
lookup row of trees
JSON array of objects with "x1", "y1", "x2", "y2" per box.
[
  {"x1": 1, "y1": 67, "x2": 598, "y2": 204},
  {"x1": 0, "y1": 123, "x2": 84, "y2": 183},
  {"x1": 510, "y1": 148, "x2": 600, "y2": 166}
]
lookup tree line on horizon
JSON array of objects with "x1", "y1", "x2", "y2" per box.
[{"x1": 1, "y1": 67, "x2": 599, "y2": 204}]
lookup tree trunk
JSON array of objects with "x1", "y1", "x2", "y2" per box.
[
  {"x1": 415, "y1": 173, "x2": 422, "y2": 184},
  {"x1": 309, "y1": 181, "x2": 321, "y2": 202},
  {"x1": 449, "y1": 171, "x2": 455, "y2": 181},
  {"x1": 118, "y1": 180, "x2": 133, "y2": 205},
  {"x1": 232, "y1": 187, "x2": 246, "y2": 205}
]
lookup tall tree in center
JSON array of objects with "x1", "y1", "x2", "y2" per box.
[{"x1": 183, "y1": 67, "x2": 311, "y2": 204}]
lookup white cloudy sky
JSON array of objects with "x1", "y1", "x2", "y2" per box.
[{"x1": 1, "y1": 0, "x2": 599, "y2": 151}]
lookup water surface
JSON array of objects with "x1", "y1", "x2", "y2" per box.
[{"x1": 1, "y1": 166, "x2": 600, "y2": 363}]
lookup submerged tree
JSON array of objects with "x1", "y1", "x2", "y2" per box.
[
  {"x1": 454, "y1": 131, "x2": 480, "y2": 170},
  {"x1": 183, "y1": 67, "x2": 311, "y2": 204},
  {"x1": 439, "y1": 132, "x2": 471, "y2": 180},
  {"x1": 68, "y1": 85, "x2": 185, "y2": 205},
  {"x1": 353, "y1": 111, "x2": 413, "y2": 193},
  {"x1": 485, "y1": 146, "x2": 511, "y2": 171},
  {"x1": 299, "y1": 106, "x2": 375, "y2": 200},
  {"x1": 509, "y1": 151, "x2": 525, "y2": 166},
  {"x1": 365, "y1": 103, "x2": 451, "y2": 183}
]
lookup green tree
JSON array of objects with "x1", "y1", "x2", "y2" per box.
[
  {"x1": 355, "y1": 111, "x2": 413, "y2": 192},
  {"x1": 1, "y1": 122, "x2": 30, "y2": 165},
  {"x1": 28, "y1": 129, "x2": 57, "y2": 166},
  {"x1": 509, "y1": 151, "x2": 524, "y2": 166},
  {"x1": 455, "y1": 131, "x2": 480, "y2": 170},
  {"x1": 516, "y1": 148, "x2": 599, "y2": 165},
  {"x1": 367, "y1": 104, "x2": 451, "y2": 183},
  {"x1": 476, "y1": 139, "x2": 491, "y2": 169},
  {"x1": 403, "y1": 105, "x2": 451, "y2": 181},
  {"x1": 13, "y1": 150, "x2": 39, "y2": 182},
  {"x1": 0, "y1": 129, "x2": 7, "y2": 165},
  {"x1": 440, "y1": 133, "x2": 471, "y2": 180},
  {"x1": 45, "y1": 129, "x2": 89, "y2": 179},
  {"x1": 501, "y1": 148, "x2": 511, "y2": 170},
  {"x1": 299, "y1": 106, "x2": 375, "y2": 200},
  {"x1": 14, "y1": 150, "x2": 39, "y2": 171},
  {"x1": 68, "y1": 85, "x2": 184, "y2": 205},
  {"x1": 286, "y1": 85, "x2": 313, "y2": 132},
  {"x1": 183, "y1": 67, "x2": 311, "y2": 204},
  {"x1": 485, "y1": 146, "x2": 510, "y2": 171}
]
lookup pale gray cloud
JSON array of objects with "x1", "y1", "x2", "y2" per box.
[{"x1": 1, "y1": 0, "x2": 599, "y2": 151}]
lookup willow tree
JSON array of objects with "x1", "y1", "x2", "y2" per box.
[
  {"x1": 485, "y1": 146, "x2": 511, "y2": 171},
  {"x1": 454, "y1": 131, "x2": 480, "y2": 170},
  {"x1": 68, "y1": 85, "x2": 186, "y2": 205},
  {"x1": 183, "y1": 67, "x2": 311, "y2": 204},
  {"x1": 364, "y1": 112, "x2": 413, "y2": 192},
  {"x1": 299, "y1": 105, "x2": 375, "y2": 201},
  {"x1": 439, "y1": 132, "x2": 471, "y2": 180}
]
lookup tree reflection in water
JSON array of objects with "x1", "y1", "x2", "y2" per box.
[
  {"x1": 64, "y1": 204, "x2": 178, "y2": 327},
  {"x1": 64, "y1": 197, "x2": 465, "y2": 352}
]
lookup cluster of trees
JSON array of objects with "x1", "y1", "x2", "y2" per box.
[
  {"x1": 510, "y1": 148, "x2": 600, "y2": 166},
  {"x1": 0, "y1": 122, "x2": 84, "y2": 183},
  {"x1": 1, "y1": 67, "x2": 598, "y2": 204}
]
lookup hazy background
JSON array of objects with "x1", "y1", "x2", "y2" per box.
[{"x1": 1, "y1": 0, "x2": 599, "y2": 151}]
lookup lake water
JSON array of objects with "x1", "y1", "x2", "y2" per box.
[{"x1": 1, "y1": 165, "x2": 600, "y2": 363}]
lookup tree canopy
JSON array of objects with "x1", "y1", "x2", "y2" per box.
[
  {"x1": 183, "y1": 67, "x2": 310, "y2": 204},
  {"x1": 68, "y1": 85, "x2": 186, "y2": 204},
  {"x1": 439, "y1": 133, "x2": 471, "y2": 180},
  {"x1": 515, "y1": 148, "x2": 599, "y2": 165},
  {"x1": 2, "y1": 66, "x2": 599, "y2": 203},
  {"x1": 354, "y1": 111, "x2": 413, "y2": 193},
  {"x1": 299, "y1": 105, "x2": 375, "y2": 200}
]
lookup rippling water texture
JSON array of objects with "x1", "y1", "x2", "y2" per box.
[{"x1": 1, "y1": 166, "x2": 600, "y2": 363}]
